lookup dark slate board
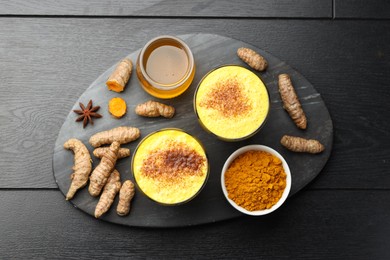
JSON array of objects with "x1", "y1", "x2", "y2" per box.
[{"x1": 52, "y1": 33, "x2": 333, "y2": 227}]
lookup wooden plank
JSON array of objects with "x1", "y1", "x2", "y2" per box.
[
  {"x1": 335, "y1": 0, "x2": 390, "y2": 19},
  {"x1": 0, "y1": 18, "x2": 389, "y2": 189},
  {"x1": 0, "y1": 0, "x2": 332, "y2": 18},
  {"x1": 0, "y1": 190, "x2": 389, "y2": 258}
]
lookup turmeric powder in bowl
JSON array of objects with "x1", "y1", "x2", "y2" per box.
[{"x1": 221, "y1": 145, "x2": 291, "y2": 216}]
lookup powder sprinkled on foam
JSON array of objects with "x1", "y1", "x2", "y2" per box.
[
  {"x1": 199, "y1": 78, "x2": 251, "y2": 118},
  {"x1": 141, "y1": 140, "x2": 206, "y2": 183}
]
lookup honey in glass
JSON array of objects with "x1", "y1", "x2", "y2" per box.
[{"x1": 136, "y1": 35, "x2": 195, "y2": 99}]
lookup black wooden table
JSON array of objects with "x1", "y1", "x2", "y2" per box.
[{"x1": 1, "y1": 1, "x2": 389, "y2": 259}]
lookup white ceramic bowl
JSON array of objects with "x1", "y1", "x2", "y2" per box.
[{"x1": 221, "y1": 145, "x2": 292, "y2": 216}]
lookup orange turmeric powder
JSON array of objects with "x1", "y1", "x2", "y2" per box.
[{"x1": 224, "y1": 150, "x2": 287, "y2": 211}]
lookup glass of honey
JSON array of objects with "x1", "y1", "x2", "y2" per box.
[{"x1": 136, "y1": 35, "x2": 195, "y2": 99}]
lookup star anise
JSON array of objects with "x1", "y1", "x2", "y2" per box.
[{"x1": 73, "y1": 100, "x2": 102, "y2": 128}]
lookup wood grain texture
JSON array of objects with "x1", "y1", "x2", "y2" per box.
[
  {"x1": 0, "y1": 18, "x2": 389, "y2": 189},
  {"x1": 52, "y1": 33, "x2": 332, "y2": 227},
  {"x1": 0, "y1": 190, "x2": 389, "y2": 258},
  {"x1": 335, "y1": 0, "x2": 390, "y2": 19},
  {"x1": 0, "y1": 0, "x2": 332, "y2": 18}
]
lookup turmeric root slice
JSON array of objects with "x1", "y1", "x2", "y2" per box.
[
  {"x1": 88, "y1": 141, "x2": 120, "y2": 197},
  {"x1": 95, "y1": 169, "x2": 122, "y2": 218},
  {"x1": 237, "y1": 47, "x2": 268, "y2": 72},
  {"x1": 106, "y1": 58, "x2": 133, "y2": 93},
  {"x1": 135, "y1": 100, "x2": 175, "y2": 118},
  {"x1": 281, "y1": 135, "x2": 324, "y2": 154},
  {"x1": 117, "y1": 180, "x2": 135, "y2": 216},
  {"x1": 108, "y1": 97, "x2": 127, "y2": 118},
  {"x1": 63, "y1": 139, "x2": 92, "y2": 200},
  {"x1": 278, "y1": 74, "x2": 307, "y2": 129},
  {"x1": 93, "y1": 147, "x2": 130, "y2": 159},
  {"x1": 89, "y1": 126, "x2": 140, "y2": 148}
]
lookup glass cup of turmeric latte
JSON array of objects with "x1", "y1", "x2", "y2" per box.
[
  {"x1": 194, "y1": 65, "x2": 270, "y2": 141},
  {"x1": 132, "y1": 128, "x2": 209, "y2": 205},
  {"x1": 136, "y1": 35, "x2": 195, "y2": 99}
]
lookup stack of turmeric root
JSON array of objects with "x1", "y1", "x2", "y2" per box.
[
  {"x1": 64, "y1": 126, "x2": 140, "y2": 218},
  {"x1": 65, "y1": 57, "x2": 176, "y2": 218},
  {"x1": 238, "y1": 47, "x2": 324, "y2": 154}
]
